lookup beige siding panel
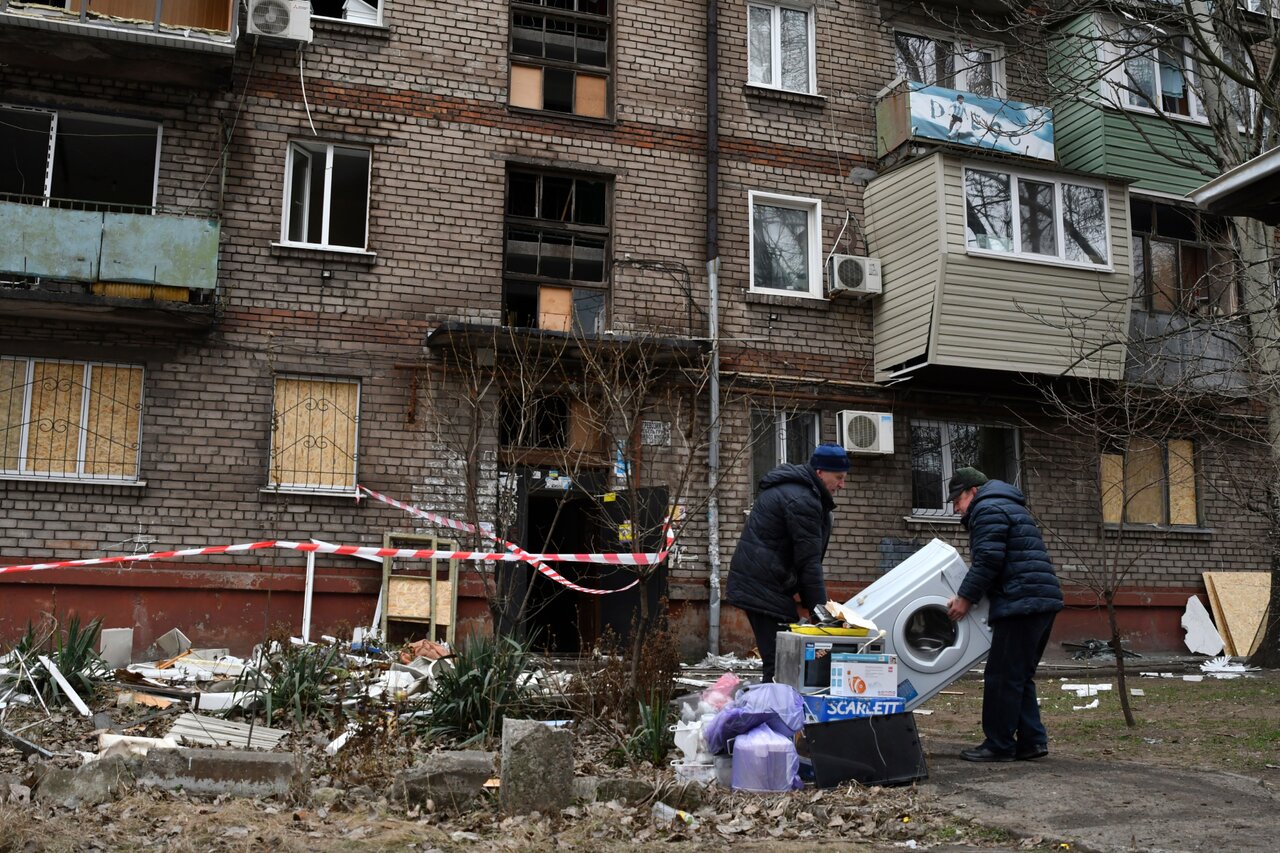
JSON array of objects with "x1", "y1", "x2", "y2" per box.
[
  {"x1": 933, "y1": 157, "x2": 1131, "y2": 378},
  {"x1": 866, "y1": 156, "x2": 945, "y2": 373}
]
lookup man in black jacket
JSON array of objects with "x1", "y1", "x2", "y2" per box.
[
  {"x1": 726, "y1": 442, "x2": 849, "y2": 682},
  {"x1": 946, "y1": 467, "x2": 1063, "y2": 763}
]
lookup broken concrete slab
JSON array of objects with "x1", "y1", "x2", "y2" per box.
[
  {"x1": 500, "y1": 718, "x2": 573, "y2": 815},
  {"x1": 35, "y1": 755, "x2": 130, "y2": 808},
  {"x1": 134, "y1": 748, "x2": 303, "y2": 799},
  {"x1": 99, "y1": 628, "x2": 133, "y2": 669},
  {"x1": 390, "y1": 750, "x2": 495, "y2": 812}
]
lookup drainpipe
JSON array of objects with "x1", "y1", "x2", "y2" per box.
[{"x1": 705, "y1": 0, "x2": 723, "y2": 657}]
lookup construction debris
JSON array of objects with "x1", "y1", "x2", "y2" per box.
[{"x1": 167, "y1": 714, "x2": 289, "y2": 750}]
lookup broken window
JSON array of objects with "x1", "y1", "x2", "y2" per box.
[
  {"x1": 509, "y1": 0, "x2": 610, "y2": 118},
  {"x1": 964, "y1": 167, "x2": 1109, "y2": 266},
  {"x1": 310, "y1": 0, "x2": 380, "y2": 25},
  {"x1": 750, "y1": 407, "x2": 818, "y2": 499},
  {"x1": 269, "y1": 376, "x2": 360, "y2": 493},
  {"x1": 1101, "y1": 438, "x2": 1198, "y2": 526},
  {"x1": 911, "y1": 419, "x2": 1018, "y2": 516},
  {"x1": 1131, "y1": 199, "x2": 1239, "y2": 318},
  {"x1": 282, "y1": 140, "x2": 371, "y2": 251},
  {"x1": 0, "y1": 105, "x2": 158, "y2": 210},
  {"x1": 894, "y1": 31, "x2": 1003, "y2": 97},
  {"x1": 748, "y1": 4, "x2": 815, "y2": 94},
  {"x1": 0, "y1": 356, "x2": 143, "y2": 481},
  {"x1": 503, "y1": 168, "x2": 610, "y2": 331}
]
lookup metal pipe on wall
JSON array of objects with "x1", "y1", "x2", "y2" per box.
[{"x1": 705, "y1": 0, "x2": 723, "y2": 657}]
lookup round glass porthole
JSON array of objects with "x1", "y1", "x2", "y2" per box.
[{"x1": 901, "y1": 604, "x2": 957, "y2": 663}]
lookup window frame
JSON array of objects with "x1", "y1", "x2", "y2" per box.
[
  {"x1": 280, "y1": 139, "x2": 373, "y2": 253},
  {"x1": 910, "y1": 418, "x2": 1020, "y2": 518},
  {"x1": 750, "y1": 406, "x2": 819, "y2": 498},
  {"x1": 893, "y1": 29, "x2": 1006, "y2": 98},
  {"x1": 1100, "y1": 438, "x2": 1200, "y2": 528},
  {"x1": 309, "y1": 0, "x2": 383, "y2": 26},
  {"x1": 267, "y1": 374, "x2": 361, "y2": 496},
  {"x1": 748, "y1": 190, "x2": 824, "y2": 299},
  {"x1": 746, "y1": 2, "x2": 818, "y2": 95},
  {"x1": 1131, "y1": 199, "x2": 1240, "y2": 317},
  {"x1": 0, "y1": 356, "x2": 144, "y2": 484},
  {"x1": 508, "y1": 0, "x2": 613, "y2": 120},
  {"x1": 502, "y1": 166, "x2": 613, "y2": 331},
  {"x1": 962, "y1": 164, "x2": 1113, "y2": 270}
]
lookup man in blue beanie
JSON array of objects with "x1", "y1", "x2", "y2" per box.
[
  {"x1": 946, "y1": 466, "x2": 1063, "y2": 762},
  {"x1": 726, "y1": 441, "x2": 849, "y2": 682}
]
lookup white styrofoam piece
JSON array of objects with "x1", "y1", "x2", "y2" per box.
[
  {"x1": 36, "y1": 654, "x2": 91, "y2": 717},
  {"x1": 1181, "y1": 595, "x2": 1225, "y2": 656},
  {"x1": 1061, "y1": 683, "x2": 1112, "y2": 697},
  {"x1": 193, "y1": 691, "x2": 259, "y2": 712}
]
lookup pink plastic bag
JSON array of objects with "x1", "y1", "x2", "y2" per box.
[{"x1": 700, "y1": 672, "x2": 741, "y2": 711}]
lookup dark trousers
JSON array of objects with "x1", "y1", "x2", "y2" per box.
[
  {"x1": 743, "y1": 608, "x2": 787, "y2": 684},
  {"x1": 981, "y1": 611, "x2": 1056, "y2": 756}
]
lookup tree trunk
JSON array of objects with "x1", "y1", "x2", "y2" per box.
[{"x1": 1105, "y1": 590, "x2": 1136, "y2": 727}]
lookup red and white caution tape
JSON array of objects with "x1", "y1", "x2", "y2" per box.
[{"x1": 358, "y1": 485, "x2": 676, "y2": 566}]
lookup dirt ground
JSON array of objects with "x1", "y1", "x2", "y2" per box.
[{"x1": 0, "y1": 656, "x2": 1275, "y2": 852}]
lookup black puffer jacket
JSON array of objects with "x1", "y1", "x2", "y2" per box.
[
  {"x1": 958, "y1": 480, "x2": 1063, "y2": 622},
  {"x1": 726, "y1": 464, "x2": 834, "y2": 622}
]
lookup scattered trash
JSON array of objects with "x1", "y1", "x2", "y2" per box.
[
  {"x1": 1130, "y1": 689, "x2": 1145, "y2": 697},
  {"x1": 1071, "y1": 699, "x2": 1100, "y2": 711},
  {"x1": 36, "y1": 655, "x2": 92, "y2": 717},
  {"x1": 154, "y1": 628, "x2": 192, "y2": 659},
  {"x1": 1181, "y1": 596, "x2": 1225, "y2": 656},
  {"x1": 167, "y1": 713, "x2": 289, "y2": 750},
  {"x1": 1061, "y1": 639, "x2": 1141, "y2": 660},
  {"x1": 652, "y1": 801, "x2": 698, "y2": 827},
  {"x1": 1060, "y1": 682, "x2": 1112, "y2": 698},
  {"x1": 1200, "y1": 656, "x2": 1260, "y2": 678}
]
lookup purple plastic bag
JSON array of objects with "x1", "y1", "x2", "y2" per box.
[
  {"x1": 730, "y1": 724, "x2": 802, "y2": 792},
  {"x1": 704, "y1": 682, "x2": 805, "y2": 754}
]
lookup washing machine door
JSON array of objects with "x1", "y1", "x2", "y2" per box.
[{"x1": 891, "y1": 594, "x2": 978, "y2": 674}]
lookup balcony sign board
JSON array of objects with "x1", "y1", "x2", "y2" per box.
[{"x1": 885, "y1": 82, "x2": 1054, "y2": 162}]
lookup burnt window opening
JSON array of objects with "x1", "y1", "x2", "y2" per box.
[
  {"x1": 1131, "y1": 199, "x2": 1239, "y2": 318},
  {"x1": 503, "y1": 168, "x2": 610, "y2": 332},
  {"x1": 310, "y1": 0, "x2": 380, "y2": 24},
  {"x1": 500, "y1": 394, "x2": 569, "y2": 449},
  {"x1": 509, "y1": 0, "x2": 611, "y2": 118},
  {"x1": 0, "y1": 105, "x2": 158, "y2": 210}
]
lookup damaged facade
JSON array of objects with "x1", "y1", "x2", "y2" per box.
[{"x1": 0, "y1": 0, "x2": 1272, "y2": 656}]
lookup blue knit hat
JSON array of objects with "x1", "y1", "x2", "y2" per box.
[{"x1": 809, "y1": 443, "x2": 850, "y2": 472}]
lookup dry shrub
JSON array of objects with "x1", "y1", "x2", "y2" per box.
[{"x1": 570, "y1": 604, "x2": 681, "y2": 731}]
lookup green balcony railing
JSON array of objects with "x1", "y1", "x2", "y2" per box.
[{"x1": 0, "y1": 197, "x2": 220, "y2": 292}]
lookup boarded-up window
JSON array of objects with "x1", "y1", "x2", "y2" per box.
[
  {"x1": 270, "y1": 376, "x2": 359, "y2": 491},
  {"x1": 509, "y1": 0, "x2": 611, "y2": 118},
  {"x1": 0, "y1": 357, "x2": 142, "y2": 480},
  {"x1": 1100, "y1": 439, "x2": 1198, "y2": 526}
]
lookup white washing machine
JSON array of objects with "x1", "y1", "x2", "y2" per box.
[{"x1": 843, "y1": 538, "x2": 991, "y2": 711}]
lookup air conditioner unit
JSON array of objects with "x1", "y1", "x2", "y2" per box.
[
  {"x1": 838, "y1": 410, "x2": 894, "y2": 455},
  {"x1": 247, "y1": 0, "x2": 314, "y2": 42},
  {"x1": 828, "y1": 254, "x2": 882, "y2": 298}
]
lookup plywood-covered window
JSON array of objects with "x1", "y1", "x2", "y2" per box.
[
  {"x1": 1101, "y1": 438, "x2": 1199, "y2": 526},
  {"x1": 509, "y1": 0, "x2": 611, "y2": 119},
  {"x1": 269, "y1": 376, "x2": 359, "y2": 493},
  {"x1": 0, "y1": 357, "x2": 143, "y2": 481}
]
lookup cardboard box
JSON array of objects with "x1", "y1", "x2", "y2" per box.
[
  {"x1": 829, "y1": 653, "x2": 898, "y2": 698},
  {"x1": 802, "y1": 693, "x2": 907, "y2": 723}
]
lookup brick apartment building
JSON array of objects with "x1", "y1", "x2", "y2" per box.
[{"x1": 0, "y1": 0, "x2": 1270, "y2": 658}]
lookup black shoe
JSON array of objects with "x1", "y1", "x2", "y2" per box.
[
  {"x1": 960, "y1": 745, "x2": 1015, "y2": 763},
  {"x1": 1016, "y1": 745, "x2": 1049, "y2": 761}
]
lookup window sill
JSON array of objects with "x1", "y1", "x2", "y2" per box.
[
  {"x1": 1103, "y1": 523, "x2": 1214, "y2": 536},
  {"x1": 964, "y1": 247, "x2": 1113, "y2": 275},
  {"x1": 745, "y1": 290, "x2": 827, "y2": 308},
  {"x1": 0, "y1": 475, "x2": 145, "y2": 488},
  {"x1": 905, "y1": 514, "x2": 962, "y2": 525},
  {"x1": 270, "y1": 243, "x2": 378, "y2": 266},
  {"x1": 506, "y1": 105, "x2": 618, "y2": 127},
  {"x1": 311, "y1": 16, "x2": 392, "y2": 39},
  {"x1": 260, "y1": 487, "x2": 361, "y2": 501},
  {"x1": 743, "y1": 84, "x2": 826, "y2": 107}
]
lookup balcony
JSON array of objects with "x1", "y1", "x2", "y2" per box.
[
  {"x1": 0, "y1": 0, "x2": 238, "y2": 88},
  {"x1": 876, "y1": 81, "x2": 1055, "y2": 163},
  {"x1": 0, "y1": 196, "x2": 221, "y2": 329}
]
